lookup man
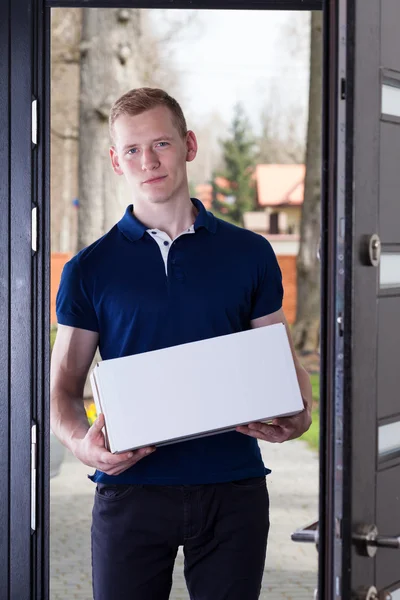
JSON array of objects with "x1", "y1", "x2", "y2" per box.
[{"x1": 51, "y1": 87, "x2": 312, "y2": 600}]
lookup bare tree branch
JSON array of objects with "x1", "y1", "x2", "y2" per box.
[{"x1": 51, "y1": 127, "x2": 78, "y2": 141}]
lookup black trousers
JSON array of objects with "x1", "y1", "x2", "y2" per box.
[{"x1": 91, "y1": 477, "x2": 270, "y2": 600}]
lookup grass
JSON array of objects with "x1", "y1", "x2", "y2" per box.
[
  {"x1": 299, "y1": 373, "x2": 320, "y2": 451},
  {"x1": 50, "y1": 326, "x2": 57, "y2": 351}
]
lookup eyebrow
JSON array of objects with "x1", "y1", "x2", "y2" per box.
[{"x1": 122, "y1": 136, "x2": 175, "y2": 151}]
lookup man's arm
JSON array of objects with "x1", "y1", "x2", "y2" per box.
[
  {"x1": 50, "y1": 324, "x2": 99, "y2": 449},
  {"x1": 50, "y1": 324, "x2": 155, "y2": 475},
  {"x1": 236, "y1": 307, "x2": 313, "y2": 444}
]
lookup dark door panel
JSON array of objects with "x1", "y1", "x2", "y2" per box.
[
  {"x1": 381, "y1": 0, "x2": 400, "y2": 72},
  {"x1": 347, "y1": 0, "x2": 400, "y2": 596},
  {"x1": 9, "y1": 0, "x2": 35, "y2": 597},
  {"x1": 379, "y1": 123, "x2": 400, "y2": 244},
  {"x1": 349, "y1": 0, "x2": 380, "y2": 591},
  {"x1": 376, "y1": 466, "x2": 400, "y2": 589},
  {"x1": 0, "y1": 0, "x2": 10, "y2": 597},
  {"x1": 377, "y1": 297, "x2": 400, "y2": 419}
]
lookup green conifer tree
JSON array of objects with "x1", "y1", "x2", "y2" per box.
[{"x1": 212, "y1": 103, "x2": 257, "y2": 226}]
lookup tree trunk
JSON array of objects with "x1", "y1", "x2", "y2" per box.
[
  {"x1": 77, "y1": 9, "x2": 182, "y2": 250},
  {"x1": 50, "y1": 8, "x2": 81, "y2": 253},
  {"x1": 292, "y1": 11, "x2": 323, "y2": 353},
  {"x1": 78, "y1": 9, "x2": 146, "y2": 250}
]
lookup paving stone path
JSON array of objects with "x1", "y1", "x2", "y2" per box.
[{"x1": 50, "y1": 439, "x2": 319, "y2": 599}]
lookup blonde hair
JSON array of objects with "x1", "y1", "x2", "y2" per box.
[{"x1": 109, "y1": 87, "x2": 187, "y2": 140}]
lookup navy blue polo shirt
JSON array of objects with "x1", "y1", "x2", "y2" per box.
[{"x1": 56, "y1": 198, "x2": 284, "y2": 485}]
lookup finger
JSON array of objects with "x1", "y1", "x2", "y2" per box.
[
  {"x1": 273, "y1": 411, "x2": 307, "y2": 426},
  {"x1": 100, "y1": 447, "x2": 156, "y2": 475},
  {"x1": 237, "y1": 424, "x2": 281, "y2": 436},
  {"x1": 104, "y1": 458, "x2": 144, "y2": 475},
  {"x1": 237, "y1": 424, "x2": 291, "y2": 443},
  {"x1": 272, "y1": 417, "x2": 285, "y2": 425},
  {"x1": 98, "y1": 446, "x2": 155, "y2": 466},
  {"x1": 88, "y1": 413, "x2": 105, "y2": 434},
  {"x1": 247, "y1": 421, "x2": 278, "y2": 436},
  {"x1": 97, "y1": 450, "x2": 133, "y2": 465}
]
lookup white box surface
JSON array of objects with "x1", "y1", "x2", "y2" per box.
[{"x1": 90, "y1": 323, "x2": 303, "y2": 454}]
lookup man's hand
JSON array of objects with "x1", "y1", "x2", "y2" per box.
[
  {"x1": 71, "y1": 413, "x2": 156, "y2": 476},
  {"x1": 236, "y1": 405, "x2": 312, "y2": 444}
]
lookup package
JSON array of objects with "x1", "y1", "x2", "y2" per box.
[{"x1": 90, "y1": 323, "x2": 304, "y2": 453}]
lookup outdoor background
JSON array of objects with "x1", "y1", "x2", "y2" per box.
[{"x1": 50, "y1": 7, "x2": 322, "y2": 599}]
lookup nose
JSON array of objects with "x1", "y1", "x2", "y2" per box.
[{"x1": 141, "y1": 148, "x2": 160, "y2": 171}]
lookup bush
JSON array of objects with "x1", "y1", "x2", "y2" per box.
[
  {"x1": 299, "y1": 373, "x2": 320, "y2": 451},
  {"x1": 50, "y1": 325, "x2": 57, "y2": 351}
]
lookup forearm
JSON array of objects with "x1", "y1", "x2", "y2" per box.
[{"x1": 50, "y1": 390, "x2": 90, "y2": 453}]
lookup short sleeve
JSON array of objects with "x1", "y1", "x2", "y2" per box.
[
  {"x1": 56, "y1": 258, "x2": 99, "y2": 332},
  {"x1": 250, "y1": 238, "x2": 284, "y2": 320}
]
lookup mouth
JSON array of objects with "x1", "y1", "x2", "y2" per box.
[{"x1": 142, "y1": 175, "x2": 167, "y2": 185}]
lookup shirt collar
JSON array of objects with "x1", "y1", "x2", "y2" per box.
[
  {"x1": 191, "y1": 197, "x2": 217, "y2": 234},
  {"x1": 117, "y1": 198, "x2": 217, "y2": 242},
  {"x1": 117, "y1": 206, "x2": 147, "y2": 242}
]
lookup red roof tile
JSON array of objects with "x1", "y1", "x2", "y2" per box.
[{"x1": 256, "y1": 164, "x2": 305, "y2": 207}]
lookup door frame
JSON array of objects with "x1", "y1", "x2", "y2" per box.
[{"x1": 1, "y1": 0, "x2": 347, "y2": 598}]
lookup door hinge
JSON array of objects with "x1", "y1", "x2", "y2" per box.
[
  {"x1": 340, "y1": 78, "x2": 346, "y2": 100},
  {"x1": 337, "y1": 313, "x2": 344, "y2": 337},
  {"x1": 32, "y1": 99, "x2": 37, "y2": 146},
  {"x1": 31, "y1": 422, "x2": 37, "y2": 532},
  {"x1": 32, "y1": 206, "x2": 37, "y2": 253}
]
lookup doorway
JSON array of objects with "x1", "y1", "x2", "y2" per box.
[{"x1": 49, "y1": 6, "x2": 321, "y2": 598}]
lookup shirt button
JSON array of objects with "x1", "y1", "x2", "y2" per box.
[
  {"x1": 151, "y1": 231, "x2": 157, "y2": 235},
  {"x1": 163, "y1": 241, "x2": 169, "y2": 246}
]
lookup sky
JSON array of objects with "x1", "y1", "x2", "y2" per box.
[{"x1": 152, "y1": 9, "x2": 311, "y2": 138}]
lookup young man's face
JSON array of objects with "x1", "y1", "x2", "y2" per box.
[{"x1": 110, "y1": 105, "x2": 197, "y2": 206}]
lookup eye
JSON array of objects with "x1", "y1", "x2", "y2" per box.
[
  {"x1": 156, "y1": 141, "x2": 169, "y2": 148},
  {"x1": 127, "y1": 148, "x2": 138, "y2": 155}
]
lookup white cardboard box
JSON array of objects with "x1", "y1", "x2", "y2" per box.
[{"x1": 90, "y1": 323, "x2": 304, "y2": 454}]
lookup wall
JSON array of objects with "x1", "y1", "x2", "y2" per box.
[
  {"x1": 276, "y1": 255, "x2": 297, "y2": 325},
  {"x1": 262, "y1": 234, "x2": 298, "y2": 324},
  {"x1": 270, "y1": 205, "x2": 301, "y2": 235},
  {"x1": 51, "y1": 252, "x2": 73, "y2": 324},
  {"x1": 267, "y1": 234, "x2": 299, "y2": 256}
]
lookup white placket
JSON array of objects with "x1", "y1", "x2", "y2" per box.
[{"x1": 147, "y1": 225, "x2": 195, "y2": 275}]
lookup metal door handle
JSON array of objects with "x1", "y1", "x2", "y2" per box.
[
  {"x1": 355, "y1": 585, "x2": 393, "y2": 600},
  {"x1": 353, "y1": 525, "x2": 400, "y2": 557},
  {"x1": 291, "y1": 519, "x2": 319, "y2": 550},
  {"x1": 354, "y1": 586, "x2": 379, "y2": 600},
  {"x1": 372, "y1": 536, "x2": 400, "y2": 549}
]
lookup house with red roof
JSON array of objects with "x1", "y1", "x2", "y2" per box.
[
  {"x1": 243, "y1": 164, "x2": 305, "y2": 236},
  {"x1": 243, "y1": 164, "x2": 306, "y2": 324}
]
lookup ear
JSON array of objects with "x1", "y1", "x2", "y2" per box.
[
  {"x1": 109, "y1": 146, "x2": 124, "y2": 176},
  {"x1": 185, "y1": 130, "x2": 198, "y2": 163}
]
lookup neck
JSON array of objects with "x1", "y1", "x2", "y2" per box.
[{"x1": 132, "y1": 194, "x2": 198, "y2": 240}]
